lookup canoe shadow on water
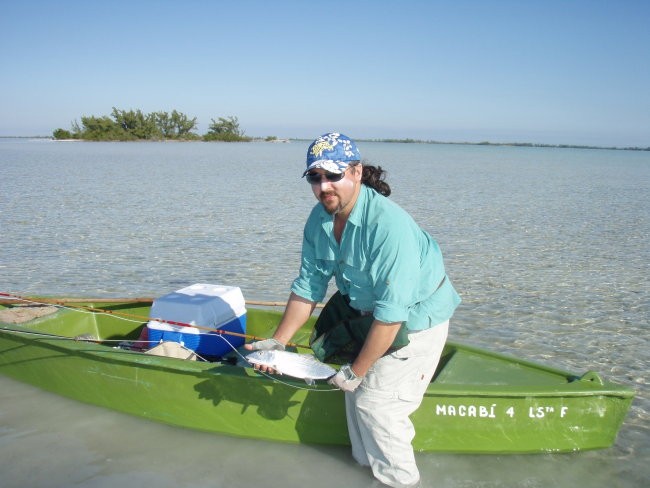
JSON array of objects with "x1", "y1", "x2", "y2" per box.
[
  {"x1": 193, "y1": 375, "x2": 301, "y2": 420},
  {"x1": 192, "y1": 374, "x2": 348, "y2": 445}
]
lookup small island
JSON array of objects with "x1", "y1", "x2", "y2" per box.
[{"x1": 53, "y1": 108, "x2": 258, "y2": 142}]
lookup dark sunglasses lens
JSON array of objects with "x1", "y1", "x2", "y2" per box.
[
  {"x1": 306, "y1": 173, "x2": 322, "y2": 184},
  {"x1": 306, "y1": 172, "x2": 344, "y2": 184}
]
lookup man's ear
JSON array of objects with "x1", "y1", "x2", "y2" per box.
[{"x1": 352, "y1": 164, "x2": 363, "y2": 181}]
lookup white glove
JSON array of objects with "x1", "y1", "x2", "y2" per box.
[
  {"x1": 328, "y1": 364, "x2": 363, "y2": 392},
  {"x1": 248, "y1": 338, "x2": 285, "y2": 351}
]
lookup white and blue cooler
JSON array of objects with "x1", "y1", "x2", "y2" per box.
[{"x1": 146, "y1": 283, "x2": 247, "y2": 357}]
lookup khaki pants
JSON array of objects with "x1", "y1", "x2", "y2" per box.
[{"x1": 345, "y1": 321, "x2": 449, "y2": 488}]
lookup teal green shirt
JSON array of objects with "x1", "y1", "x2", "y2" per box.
[{"x1": 291, "y1": 185, "x2": 461, "y2": 330}]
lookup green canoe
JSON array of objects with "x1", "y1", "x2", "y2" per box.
[{"x1": 0, "y1": 298, "x2": 634, "y2": 453}]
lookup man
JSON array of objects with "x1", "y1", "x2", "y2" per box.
[{"x1": 246, "y1": 132, "x2": 461, "y2": 488}]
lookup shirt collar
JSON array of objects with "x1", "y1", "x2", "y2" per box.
[{"x1": 346, "y1": 183, "x2": 368, "y2": 228}]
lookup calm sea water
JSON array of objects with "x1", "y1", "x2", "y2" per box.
[{"x1": 1, "y1": 139, "x2": 648, "y2": 487}]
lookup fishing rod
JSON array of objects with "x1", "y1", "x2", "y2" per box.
[
  {"x1": 0, "y1": 296, "x2": 319, "y2": 308},
  {"x1": 0, "y1": 292, "x2": 311, "y2": 350}
]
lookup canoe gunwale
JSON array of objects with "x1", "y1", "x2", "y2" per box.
[{"x1": 1, "y1": 325, "x2": 634, "y2": 400}]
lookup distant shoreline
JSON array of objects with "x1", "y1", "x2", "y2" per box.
[
  {"x1": 0, "y1": 135, "x2": 647, "y2": 152},
  {"x1": 291, "y1": 137, "x2": 650, "y2": 152},
  {"x1": 356, "y1": 138, "x2": 650, "y2": 152}
]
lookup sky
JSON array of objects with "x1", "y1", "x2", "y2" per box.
[{"x1": 1, "y1": 0, "x2": 649, "y2": 147}]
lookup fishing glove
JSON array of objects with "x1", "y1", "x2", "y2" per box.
[
  {"x1": 249, "y1": 338, "x2": 285, "y2": 351},
  {"x1": 328, "y1": 364, "x2": 363, "y2": 392}
]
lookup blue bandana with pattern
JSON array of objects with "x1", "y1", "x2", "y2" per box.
[{"x1": 304, "y1": 132, "x2": 361, "y2": 175}]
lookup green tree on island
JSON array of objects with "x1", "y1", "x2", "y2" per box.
[
  {"x1": 155, "y1": 110, "x2": 198, "y2": 139},
  {"x1": 203, "y1": 116, "x2": 251, "y2": 141}
]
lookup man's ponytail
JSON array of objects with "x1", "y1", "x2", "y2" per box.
[{"x1": 360, "y1": 164, "x2": 391, "y2": 197}]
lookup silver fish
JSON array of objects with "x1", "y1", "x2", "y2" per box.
[{"x1": 246, "y1": 350, "x2": 336, "y2": 384}]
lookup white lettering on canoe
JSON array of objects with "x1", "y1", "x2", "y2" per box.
[
  {"x1": 435, "y1": 404, "x2": 569, "y2": 419},
  {"x1": 435, "y1": 403, "x2": 496, "y2": 418},
  {"x1": 529, "y1": 406, "x2": 557, "y2": 418},
  {"x1": 527, "y1": 406, "x2": 570, "y2": 419}
]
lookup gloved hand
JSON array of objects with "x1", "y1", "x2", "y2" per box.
[
  {"x1": 328, "y1": 364, "x2": 364, "y2": 392},
  {"x1": 246, "y1": 338, "x2": 285, "y2": 351}
]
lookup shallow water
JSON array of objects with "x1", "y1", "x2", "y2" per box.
[{"x1": 1, "y1": 139, "x2": 648, "y2": 487}]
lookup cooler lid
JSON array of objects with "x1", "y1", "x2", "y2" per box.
[{"x1": 150, "y1": 283, "x2": 246, "y2": 328}]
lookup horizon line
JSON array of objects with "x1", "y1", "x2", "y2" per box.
[{"x1": 0, "y1": 135, "x2": 648, "y2": 152}]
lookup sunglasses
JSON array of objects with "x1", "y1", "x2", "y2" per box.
[{"x1": 304, "y1": 167, "x2": 349, "y2": 185}]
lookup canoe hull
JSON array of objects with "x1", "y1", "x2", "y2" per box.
[
  {"x1": 0, "y1": 301, "x2": 634, "y2": 453},
  {"x1": 414, "y1": 389, "x2": 632, "y2": 452}
]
